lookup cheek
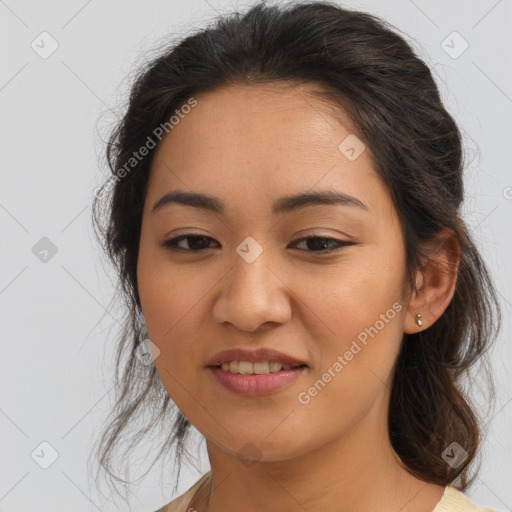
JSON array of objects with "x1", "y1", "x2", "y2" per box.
[
  {"x1": 291, "y1": 267, "x2": 406, "y2": 443},
  {"x1": 308, "y1": 244, "x2": 405, "y2": 332},
  {"x1": 137, "y1": 243, "x2": 200, "y2": 363},
  {"x1": 139, "y1": 274, "x2": 210, "y2": 364},
  {"x1": 299, "y1": 243, "x2": 406, "y2": 389},
  {"x1": 139, "y1": 265, "x2": 211, "y2": 415}
]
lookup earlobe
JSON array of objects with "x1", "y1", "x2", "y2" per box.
[
  {"x1": 403, "y1": 228, "x2": 460, "y2": 335},
  {"x1": 403, "y1": 270, "x2": 426, "y2": 334}
]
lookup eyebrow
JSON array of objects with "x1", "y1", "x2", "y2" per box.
[{"x1": 151, "y1": 189, "x2": 368, "y2": 216}]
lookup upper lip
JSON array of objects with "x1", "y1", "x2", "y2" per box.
[{"x1": 206, "y1": 347, "x2": 308, "y2": 367}]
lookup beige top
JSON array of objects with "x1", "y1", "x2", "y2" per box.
[{"x1": 154, "y1": 471, "x2": 499, "y2": 512}]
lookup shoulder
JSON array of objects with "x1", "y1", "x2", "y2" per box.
[
  {"x1": 153, "y1": 471, "x2": 212, "y2": 512},
  {"x1": 154, "y1": 479, "x2": 501, "y2": 512},
  {"x1": 434, "y1": 486, "x2": 500, "y2": 512}
]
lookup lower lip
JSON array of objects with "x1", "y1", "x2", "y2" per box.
[{"x1": 207, "y1": 366, "x2": 308, "y2": 396}]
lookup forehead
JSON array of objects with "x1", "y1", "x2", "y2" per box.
[
  {"x1": 146, "y1": 83, "x2": 389, "y2": 219},
  {"x1": 152, "y1": 82, "x2": 357, "y2": 167}
]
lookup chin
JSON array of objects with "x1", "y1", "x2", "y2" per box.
[{"x1": 209, "y1": 430, "x2": 312, "y2": 464}]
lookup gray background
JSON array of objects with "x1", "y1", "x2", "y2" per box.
[{"x1": 1, "y1": 0, "x2": 511, "y2": 511}]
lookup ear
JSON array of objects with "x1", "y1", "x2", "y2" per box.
[{"x1": 403, "y1": 228, "x2": 461, "y2": 334}]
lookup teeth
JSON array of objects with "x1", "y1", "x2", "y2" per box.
[
  {"x1": 219, "y1": 361, "x2": 300, "y2": 374},
  {"x1": 239, "y1": 361, "x2": 253, "y2": 375},
  {"x1": 269, "y1": 361, "x2": 283, "y2": 372}
]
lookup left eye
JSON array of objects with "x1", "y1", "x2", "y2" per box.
[
  {"x1": 161, "y1": 234, "x2": 353, "y2": 253},
  {"x1": 292, "y1": 236, "x2": 352, "y2": 252}
]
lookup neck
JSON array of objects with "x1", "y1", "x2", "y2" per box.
[{"x1": 195, "y1": 393, "x2": 445, "y2": 512}]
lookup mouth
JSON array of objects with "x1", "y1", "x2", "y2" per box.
[
  {"x1": 206, "y1": 347, "x2": 309, "y2": 370},
  {"x1": 205, "y1": 347, "x2": 309, "y2": 395},
  {"x1": 207, "y1": 363, "x2": 309, "y2": 396},
  {"x1": 211, "y1": 361, "x2": 308, "y2": 375}
]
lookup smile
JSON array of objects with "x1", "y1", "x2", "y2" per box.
[{"x1": 208, "y1": 365, "x2": 308, "y2": 396}]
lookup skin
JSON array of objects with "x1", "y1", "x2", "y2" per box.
[{"x1": 137, "y1": 82, "x2": 460, "y2": 512}]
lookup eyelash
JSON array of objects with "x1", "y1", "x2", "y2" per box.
[{"x1": 160, "y1": 234, "x2": 354, "y2": 254}]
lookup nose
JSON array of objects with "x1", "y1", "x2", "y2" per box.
[{"x1": 211, "y1": 248, "x2": 292, "y2": 332}]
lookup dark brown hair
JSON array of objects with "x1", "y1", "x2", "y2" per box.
[{"x1": 91, "y1": 0, "x2": 501, "y2": 499}]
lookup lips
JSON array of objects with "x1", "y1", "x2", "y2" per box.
[{"x1": 206, "y1": 347, "x2": 308, "y2": 368}]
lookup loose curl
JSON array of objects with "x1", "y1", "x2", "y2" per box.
[{"x1": 91, "y1": 0, "x2": 501, "y2": 500}]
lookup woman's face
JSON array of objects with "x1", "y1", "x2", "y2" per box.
[{"x1": 137, "y1": 83, "x2": 412, "y2": 462}]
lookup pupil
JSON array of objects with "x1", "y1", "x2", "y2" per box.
[
  {"x1": 309, "y1": 237, "x2": 329, "y2": 250},
  {"x1": 190, "y1": 236, "x2": 209, "y2": 250}
]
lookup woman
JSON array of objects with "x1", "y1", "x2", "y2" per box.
[{"x1": 91, "y1": 2, "x2": 502, "y2": 511}]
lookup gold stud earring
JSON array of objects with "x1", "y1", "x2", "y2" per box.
[{"x1": 416, "y1": 314, "x2": 423, "y2": 328}]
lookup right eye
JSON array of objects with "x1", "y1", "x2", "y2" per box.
[{"x1": 161, "y1": 234, "x2": 219, "y2": 252}]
